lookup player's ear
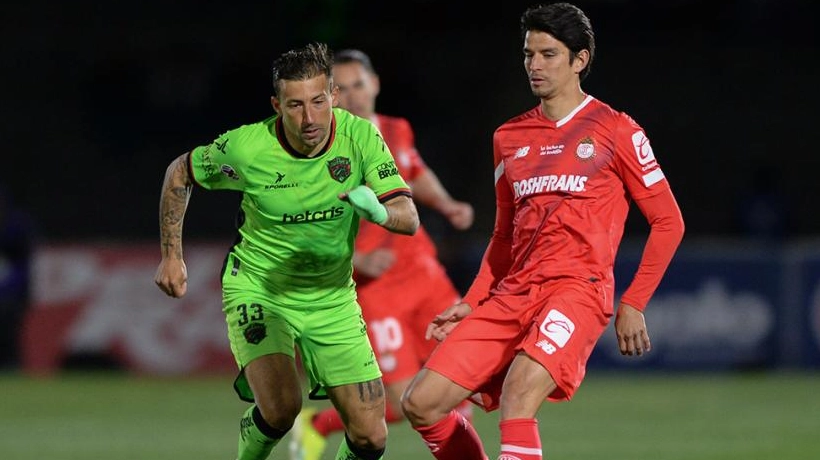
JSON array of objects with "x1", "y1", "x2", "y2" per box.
[
  {"x1": 572, "y1": 49, "x2": 590, "y2": 75},
  {"x1": 372, "y1": 73, "x2": 381, "y2": 97},
  {"x1": 330, "y1": 84, "x2": 340, "y2": 107},
  {"x1": 271, "y1": 96, "x2": 282, "y2": 115}
]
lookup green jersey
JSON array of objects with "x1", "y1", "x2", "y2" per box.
[{"x1": 188, "y1": 108, "x2": 410, "y2": 305}]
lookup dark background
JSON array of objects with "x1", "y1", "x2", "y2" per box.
[{"x1": 2, "y1": 0, "x2": 816, "y2": 247}]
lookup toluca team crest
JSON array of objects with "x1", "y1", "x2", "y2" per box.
[
  {"x1": 575, "y1": 136, "x2": 596, "y2": 161},
  {"x1": 327, "y1": 156, "x2": 351, "y2": 183}
]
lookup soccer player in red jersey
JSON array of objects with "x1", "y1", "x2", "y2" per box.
[
  {"x1": 400, "y1": 3, "x2": 685, "y2": 460},
  {"x1": 289, "y1": 49, "x2": 475, "y2": 460}
]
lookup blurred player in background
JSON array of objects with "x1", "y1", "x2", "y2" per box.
[
  {"x1": 400, "y1": 3, "x2": 685, "y2": 459},
  {"x1": 155, "y1": 42, "x2": 419, "y2": 460},
  {"x1": 289, "y1": 49, "x2": 475, "y2": 460},
  {"x1": 0, "y1": 184, "x2": 36, "y2": 370}
]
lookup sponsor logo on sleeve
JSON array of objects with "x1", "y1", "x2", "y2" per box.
[
  {"x1": 377, "y1": 161, "x2": 399, "y2": 179},
  {"x1": 220, "y1": 164, "x2": 240, "y2": 180},
  {"x1": 632, "y1": 131, "x2": 665, "y2": 186},
  {"x1": 631, "y1": 131, "x2": 656, "y2": 165},
  {"x1": 201, "y1": 145, "x2": 217, "y2": 176}
]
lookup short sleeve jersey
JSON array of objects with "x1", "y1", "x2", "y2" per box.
[
  {"x1": 492, "y1": 96, "x2": 670, "y2": 295},
  {"x1": 353, "y1": 114, "x2": 439, "y2": 285},
  {"x1": 188, "y1": 108, "x2": 411, "y2": 304}
]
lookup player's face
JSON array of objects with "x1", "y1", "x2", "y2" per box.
[
  {"x1": 523, "y1": 30, "x2": 587, "y2": 99},
  {"x1": 271, "y1": 74, "x2": 337, "y2": 156},
  {"x1": 332, "y1": 62, "x2": 378, "y2": 119}
]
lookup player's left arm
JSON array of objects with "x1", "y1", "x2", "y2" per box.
[
  {"x1": 381, "y1": 193, "x2": 419, "y2": 235},
  {"x1": 612, "y1": 117, "x2": 685, "y2": 356},
  {"x1": 616, "y1": 188, "x2": 685, "y2": 356},
  {"x1": 353, "y1": 120, "x2": 419, "y2": 235}
]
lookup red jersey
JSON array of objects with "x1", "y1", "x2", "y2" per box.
[
  {"x1": 464, "y1": 96, "x2": 677, "y2": 309},
  {"x1": 354, "y1": 114, "x2": 440, "y2": 286}
]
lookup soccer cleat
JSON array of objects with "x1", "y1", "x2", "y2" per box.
[{"x1": 289, "y1": 407, "x2": 327, "y2": 460}]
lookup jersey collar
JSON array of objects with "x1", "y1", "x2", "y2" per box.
[{"x1": 274, "y1": 114, "x2": 337, "y2": 159}]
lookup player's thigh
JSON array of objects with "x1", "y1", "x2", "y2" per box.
[
  {"x1": 299, "y1": 299, "x2": 382, "y2": 398},
  {"x1": 244, "y1": 353, "x2": 303, "y2": 420},
  {"x1": 500, "y1": 352, "x2": 557, "y2": 419},
  {"x1": 326, "y1": 377, "x2": 387, "y2": 444},
  {"x1": 222, "y1": 278, "x2": 301, "y2": 404},
  {"x1": 520, "y1": 278, "x2": 611, "y2": 402}
]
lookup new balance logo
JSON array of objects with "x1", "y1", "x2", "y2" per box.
[{"x1": 513, "y1": 146, "x2": 530, "y2": 159}]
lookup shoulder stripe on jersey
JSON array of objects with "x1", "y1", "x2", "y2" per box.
[
  {"x1": 494, "y1": 162, "x2": 505, "y2": 185},
  {"x1": 642, "y1": 168, "x2": 665, "y2": 187}
]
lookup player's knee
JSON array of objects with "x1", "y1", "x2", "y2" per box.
[
  {"x1": 400, "y1": 387, "x2": 436, "y2": 426},
  {"x1": 345, "y1": 421, "x2": 387, "y2": 450},
  {"x1": 255, "y1": 397, "x2": 301, "y2": 432}
]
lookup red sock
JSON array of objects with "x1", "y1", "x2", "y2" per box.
[
  {"x1": 498, "y1": 418, "x2": 541, "y2": 460},
  {"x1": 311, "y1": 407, "x2": 345, "y2": 437},
  {"x1": 414, "y1": 410, "x2": 488, "y2": 460}
]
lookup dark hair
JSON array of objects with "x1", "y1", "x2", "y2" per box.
[
  {"x1": 271, "y1": 42, "x2": 334, "y2": 97},
  {"x1": 333, "y1": 49, "x2": 376, "y2": 73},
  {"x1": 520, "y1": 2, "x2": 595, "y2": 81}
]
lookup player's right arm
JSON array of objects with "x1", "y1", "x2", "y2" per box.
[
  {"x1": 461, "y1": 130, "x2": 515, "y2": 309},
  {"x1": 154, "y1": 153, "x2": 192, "y2": 298}
]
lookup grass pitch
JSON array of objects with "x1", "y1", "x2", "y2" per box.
[{"x1": 1, "y1": 370, "x2": 818, "y2": 459}]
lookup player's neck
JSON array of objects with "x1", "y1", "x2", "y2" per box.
[{"x1": 540, "y1": 87, "x2": 587, "y2": 122}]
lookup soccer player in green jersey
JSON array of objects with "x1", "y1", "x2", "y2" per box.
[{"x1": 154, "y1": 42, "x2": 419, "y2": 460}]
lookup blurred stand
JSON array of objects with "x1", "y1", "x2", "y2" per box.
[
  {"x1": 0, "y1": 185, "x2": 37, "y2": 370},
  {"x1": 18, "y1": 236, "x2": 820, "y2": 376},
  {"x1": 735, "y1": 163, "x2": 792, "y2": 242}
]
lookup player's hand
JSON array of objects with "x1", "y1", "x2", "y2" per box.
[
  {"x1": 154, "y1": 258, "x2": 188, "y2": 298},
  {"x1": 339, "y1": 185, "x2": 388, "y2": 225},
  {"x1": 353, "y1": 249, "x2": 396, "y2": 278},
  {"x1": 615, "y1": 302, "x2": 651, "y2": 356},
  {"x1": 426, "y1": 302, "x2": 473, "y2": 342},
  {"x1": 440, "y1": 200, "x2": 474, "y2": 231}
]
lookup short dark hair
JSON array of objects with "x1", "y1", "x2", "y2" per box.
[
  {"x1": 271, "y1": 42, "x2": 334, "y2": 97},
  {"x1": 333, "y1": 48, "x2": 376, "y2": 73},
  {"x1": 521, "y1": 2, "x2": 595, "y2": 81}
]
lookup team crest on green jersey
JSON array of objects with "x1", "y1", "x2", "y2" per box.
[{"x1": 327, "y1": 156, "x2": 352, "y2": 183}]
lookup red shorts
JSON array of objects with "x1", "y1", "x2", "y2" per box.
[
  {"x1": 424, "y1": 277, "x2": 613, "y2": 411},
  {"x1": 357, "y1": 264, "x2": 461, "y2": 385}
]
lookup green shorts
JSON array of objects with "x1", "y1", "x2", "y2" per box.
[{"x1": 222, "y1": 258, "x2": 381, "y2": 401}]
